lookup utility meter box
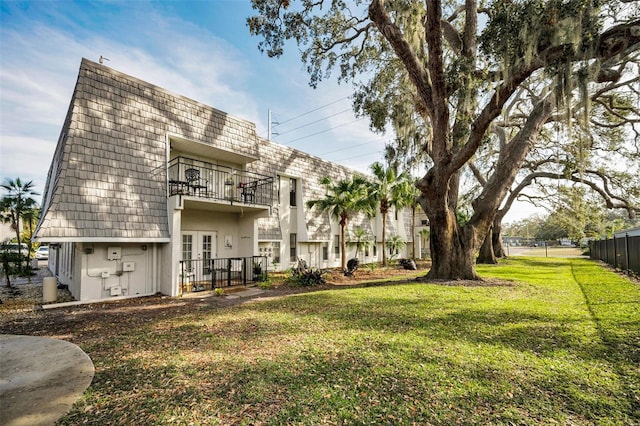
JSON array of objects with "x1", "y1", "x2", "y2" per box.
[
  {"x1": 107, "y1": 247, "x2": 122, "y2": 260},
  {"x1": 123, "y1": 261, "x2": 135, "y2": 272}
]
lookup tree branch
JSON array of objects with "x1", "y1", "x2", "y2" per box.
[
  {"x1": 468, "y1": 161, "x2": 487, "y2": 186},
  {"x1": 449, "y1": 19, "x2": 640, "y2": 175},
  {"x1": 368, "y1": 0, "x2": 433, "y2": 117}
]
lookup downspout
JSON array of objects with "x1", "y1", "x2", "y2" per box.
[{"x1": 152, "y1": 244, "x2": 157, "y2": 294}]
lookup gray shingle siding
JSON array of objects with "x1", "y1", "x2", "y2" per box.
[
  {"x1": 37, "y1": 58, "x2": 258, "y2": 241},
  {"x1": 36, "y1": 58, "x2": 383, "y2": 244},
  {"x1": 250, "y1": 138, "x2": 369, "y2": 242}
]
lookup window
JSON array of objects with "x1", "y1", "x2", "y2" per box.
[
  {"x1": 289, "y1": 178, "x2": 297, "y2": 207},
  {"x1": 373, "y1": 243, "x2": 377, "y2": 257},
  {"x1": 273, "y1": 241, "x2": 280, "y2": 264},
  {"x1": 334, "y1": 234, "x2": 340, "y2": 258},
  {"x1": 365, "y1": 244, "x2": 370, "y2": 257},
  {"x1": 182, "y1": 234, "x2": 193, "y2": 272},
  {"x1": 322, "y1": 243, "x2": 329, "y2": 261},
  {"x1": 182, "y1": 235, "x2": 193, "y2": 261},
  {"x1": 202, "y1": 235, "x2": 212, "y2": 261},
  {"x1": 202, "y1": 235, "x2": 212, "y2": 274},
  {"x1": 277, "y1": 175, "x2": 281, "y2": 203},
  {"x1": 290, "y1": 233, "x2": 297, "y2": 262}
]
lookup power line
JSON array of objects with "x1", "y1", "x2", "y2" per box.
[
  {"x1": 318, "y1": 138, "x2": 387, "y2": 156},
  {"x1": 275, "y1": 96, "x2": 350, "y2": 126},
  {"x1": 276, "y1": 108, "x2": 352, "y2": 137},
  {"x1": 333, "y1": 149, "x2": 383, "y2": 162},
  {"x1": 281, "y1": 118, "x2": 363, "y2": 145}
]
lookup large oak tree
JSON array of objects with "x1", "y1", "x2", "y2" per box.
[{"x1": 249, "y1": 0, "x2": 640, "y2": 279}]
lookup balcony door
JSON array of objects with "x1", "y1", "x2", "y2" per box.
[{"x1": 181, "y1": 231, "x2": 218, "y2": 280}]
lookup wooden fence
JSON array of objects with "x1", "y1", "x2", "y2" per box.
[{"x1": 589, "y1": 234, "x2": 640, "y2": 275}]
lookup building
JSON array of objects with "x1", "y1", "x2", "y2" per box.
[
  {"x1": 614, "y1": 226, "x2": 640, "y2": 238},
  {"x1": 34, "y1": 58, "x2": 425, "y2": 302}
]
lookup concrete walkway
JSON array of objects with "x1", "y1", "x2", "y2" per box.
[{"x1": 0, "y1": 335, "x2": 95, "y2": 426}]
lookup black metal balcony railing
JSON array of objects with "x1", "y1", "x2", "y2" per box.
[
  {"x1": 168, "y1": 157, "x2": 274, "y2": 206},
  {"x1": 179, "y1": 256, "x2": 268, "y2": 293}
]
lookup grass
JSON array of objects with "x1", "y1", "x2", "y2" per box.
[
  {"x1": 506, "y1": 246, "x2": 583, "y2": 257},
  {"x1": 55, "y1": 257, "x2": 638, "y2": 425}
]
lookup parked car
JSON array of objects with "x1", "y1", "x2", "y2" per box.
[
  {"x1": 35, "y1": 245, "x2": 49, "y2": 260},
  {"x1": 0, "y1": 242, "x2": 29, "y2": 257}
]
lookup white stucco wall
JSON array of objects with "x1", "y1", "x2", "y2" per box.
[{"x1": 73, "y1": 243, "x2": 158, "y2": 301}]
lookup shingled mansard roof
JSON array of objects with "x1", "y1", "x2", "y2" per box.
[{"x1": 35, "y1": 58, "x2": 257, "y2": 242}]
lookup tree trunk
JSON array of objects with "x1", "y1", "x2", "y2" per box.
[
  {"x1": 411, "y1": 205, "x2": 416, "y2": 259},
  {"x1": 477, "y1": 226, "x2": 498, "y2": 264},
  {"x1": 13, "y1": 212, "x2": 27, "y2": 270},
  {"x1": 2, "y1": 259, "x2": 12, "y2": 288},
  {"x1": 417, "y1": 191, "x2": 481, "y2": 280},
  {"x1": 492, "y1": 219, "x2": 506, "y2": 258},
  {"x1": 426, "y1": 223, "x2": 480, "y2": 280},
  {"x1": 26, "y1": 219, "x2": 34, "y2": 266},
  {"x1": 340, "y1": 220, "x2": 347, "y2": 272},
  {"x1": 381, "y1": 211, "x2": 388, "y2": 266}
]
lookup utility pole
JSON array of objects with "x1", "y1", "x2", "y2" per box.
[{"x1": 268, "y1": 109, "x2": 279, "y2": 141}]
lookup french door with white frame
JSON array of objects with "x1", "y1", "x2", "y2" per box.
[{"x1": 181, "y1": 231, "x2": 218, "y2": 280}]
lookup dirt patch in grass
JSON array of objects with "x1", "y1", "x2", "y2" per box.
[{"x1": 323, "y1": 259, "x2": 431, "y2": 284}]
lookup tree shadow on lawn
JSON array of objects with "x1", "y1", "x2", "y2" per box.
[
  {"x1": 499, "y1": 257, "x2": 573, "y2": 269},
  {"x1": 65, "y1": 327, "x2": 626, "y2": 426},
  {"x1": 0, "y1": 278, "x2": 610, "y2": 367},
  {"x1": 260, "y1": 291, "x2": 609, "y2": 362}
]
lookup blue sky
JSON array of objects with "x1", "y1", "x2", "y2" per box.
[
  {"x1": 0, "y1": 0, "x2": 534, "y2": 221},
  {"x1": 1, "y1": 1, "x2": 385, "y2": 181}
]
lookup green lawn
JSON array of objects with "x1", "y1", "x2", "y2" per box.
[{"x1": 60, "y1": 257, "x2": 639, "y2": 425}]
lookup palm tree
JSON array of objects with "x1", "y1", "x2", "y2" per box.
[
  {"x1": 21, "y1": 204, "x2": 40, "y2": 259},
  {"x1": 418, "y1": 228, "x2": 431, "y2": 259},
  {"x1": 368, "y1": 162, "x2": 412, "y2": 266},
  {"x1": 307, "y1": 176, "x2": 374, "y2": 272},
  {"x1": 347, "y1": 226, "x2": 373, "y2": 259},
  {"x1": 1, "y1": 178, "x2": 39, "y2": 269},
  {"x1": 394, "y1": 176, "x2": 423, "y2": 259},
  {"x1": 385, "y1": 235, "x2": 407, "y2": 261}
]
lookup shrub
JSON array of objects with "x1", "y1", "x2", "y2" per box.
[
  {"x1": 257, "y1": 279, "x2": 273, "y2": 289},
  {"x1": 287, "y1": 267, "x2": 326, "y2": 287}
]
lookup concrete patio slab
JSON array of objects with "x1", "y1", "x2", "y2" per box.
[{"x1": 0, "y1": 335, "x2": 94, "y2": 426}]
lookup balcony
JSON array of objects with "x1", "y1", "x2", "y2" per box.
[{"x1": 168, "y1": 157, "x2": 274, "y2": 208}]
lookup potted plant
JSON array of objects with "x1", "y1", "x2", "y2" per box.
[{"x1": 253, "y1": 260, "x2": 262, "y2": 276}]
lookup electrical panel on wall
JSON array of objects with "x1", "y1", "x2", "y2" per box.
[{"x1": 107, "y1": 247, "x2": 122, "y2": 260}]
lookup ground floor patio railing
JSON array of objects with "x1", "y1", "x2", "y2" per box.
[{"x1": 178, "y1": 256, "x2": 268, "y2": 293}]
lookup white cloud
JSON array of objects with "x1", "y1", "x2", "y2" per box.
[
  {"x1": 0, "y1": 9, "x2": 263, "y2": 197},
  {"x1": 0, "y1": 1, "x2": 391, "y2": 197}
]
